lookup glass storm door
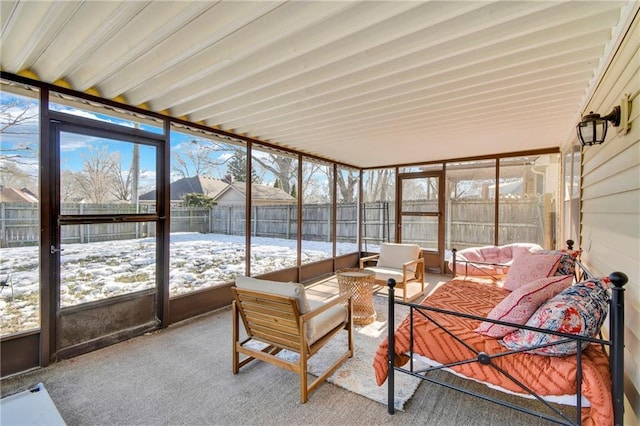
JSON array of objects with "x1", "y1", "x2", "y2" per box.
[
  {"x1": 398, "y1": 173, "x2": 445, "y2": 272},
  {"x1": 48, "y1": 111, "x2": 164, "y2": 359}
]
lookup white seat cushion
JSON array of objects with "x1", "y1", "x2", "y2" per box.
[
  {"x1": 308, "y1": 300, "x2": 348, "y2": 344},
  {"x1": 364, "y1": 266, "x2": 413, "y2": 283}
]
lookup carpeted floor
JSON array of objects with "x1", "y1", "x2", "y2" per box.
[
  {"x1": 1, "y1": 275, "x2": 569, "y2": 425},
  {"x1": 246, "y1": 295, "x2": 424, "y2": 411}
]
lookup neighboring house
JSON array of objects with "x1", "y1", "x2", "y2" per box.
[
  {"x1": 214, "y1": 181, "x2": 296, "y2": 206},
  {"x1": 138, "y1": 176, "x2": 296, "y2": 207},
  {"x1": 139, "y1": 176, "x2": 227, "y2": 206},
  {"x1": 0, "y1": 186, "x2": 38, "y2": 203}
]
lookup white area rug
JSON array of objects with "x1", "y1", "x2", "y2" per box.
[{"x1": 248, "y1": 296, "x2": 425, "y2": 410}]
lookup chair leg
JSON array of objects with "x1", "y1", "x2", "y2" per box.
[
  {"x1": 347, "y1": 298, "x2": 354, "y2": 357},
  {"x1": 232, "y1": 301, "x2": 240, "y2": 374},
  {"x1": 300, "y1": 354, "x2": 308, "y2": 403}
]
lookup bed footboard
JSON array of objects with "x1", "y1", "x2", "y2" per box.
[{"x1": 385, "y1": 268, "x2": 628, "y2": 425}]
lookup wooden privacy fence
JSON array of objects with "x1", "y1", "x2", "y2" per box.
[
  {"x1": 208, "y1": 203, "x2": 356, "y2": 243},
  {"x1": 0, "y1": 198, "x2": 551, "y2": 248},
  {"x1": 0, "y1": 203, "x2": 357, "y2": 247},
  {"x1": 0, "y1": 203, "x2": 212, "y2": 247},
  {"x1": 362, "y1": 197, "x2": 553, "y2": 249}
]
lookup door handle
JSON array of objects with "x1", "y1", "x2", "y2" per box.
[{"x1": 50, "y1": 245, "x2": 65, "y2": 254}]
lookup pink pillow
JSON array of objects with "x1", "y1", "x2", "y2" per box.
[
  {"x1": 511, "y1": 245, "x2": 542, "y2": 260},
  {"x1": 475, "y1": 275, "x2": 573, "y2": 337},
  {"x1": 503, "y1": 252, "x2": 562, "y2": 291},
  {"x1": 500, "y1": 277, "x2": 610, "y2": 356}
]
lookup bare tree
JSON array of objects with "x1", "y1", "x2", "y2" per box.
[
  {"x1": 336, "y1": 168, "x2": 358, "y2": 203},
  {"x1": 74, "y1": 145, "x2": 117, "y2": 203},
  {"x1": 0, "y1": 160, "x2": 33, "y2": 188},
  {"x1": 0, "y1": 99, "x2": 39, "y2": 189},
  {"x1": 301, "y1": 161, "x2": 328, "y2": 203},
  {"x1": 172, "y1": 139, "x2": 235, "y2": 178},
  {"x1": 362, "y1": 169, "x2": 394, "y2": 202},
  {"x1": 251, "y1": 152, "x2": 297, "y2": 194},
  {"x1": 111, "y1": 152, "x2": 133, "y2": 202},
  {"x1": 60, "y1": 170, "x2": 83, "y2": 203}
]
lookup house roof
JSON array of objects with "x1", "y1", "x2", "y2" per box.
[
  {"x1": 139, "y1": 176, "x2": 227, "y2": 201},
  {"x1": 221, "y1": 182, "x2": 296, "y2": 202},
  {"x1": 1, "y1": 1, "x2": 637, "y2": 168},
  {"x1": 0, "y1": 186, "x2": 38, "y2": 203},
  {"x1": 139, "y1": 176, "x2": 294, "y2": 203}
]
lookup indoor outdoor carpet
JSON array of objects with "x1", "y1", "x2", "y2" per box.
[{"x1": 247, "y1": 296, "x2": 425, "y2": 410}]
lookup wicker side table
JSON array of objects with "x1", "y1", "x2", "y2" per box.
[{"x1": 336, "y1": 268, "x2": 376, "y2": 325}]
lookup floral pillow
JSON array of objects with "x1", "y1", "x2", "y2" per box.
[
  {"x1": 503, "y1": 252, "x2": 563, "y2": 291},
  {"x1": 500, "y1": 277, "x2": 611, "y2": 356},
  {"x1": 535, "y1": 249, "x2": 582, "y2": 276},
  {"x1": 475, "y1": 275, "x2": 572, "y2": 338}
]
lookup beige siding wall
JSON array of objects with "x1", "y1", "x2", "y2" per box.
[
  {"x1": 216, "y1": 189, "x2": 245, "y2": 206},
  {"x1": 580, "y1": 12, "x2": 639, "y2": 420}
]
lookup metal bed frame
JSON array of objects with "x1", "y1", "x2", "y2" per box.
[{"x1": 385, "y1": 260, "x2": 628, "y2": 425}]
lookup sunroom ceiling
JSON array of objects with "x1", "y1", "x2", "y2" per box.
[{"x1": 0, "y1": 1, "x2": 635, "y2": 168}]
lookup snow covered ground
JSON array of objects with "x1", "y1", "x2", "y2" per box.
[{"x1": 0, "y1": 233, "x2": 361, "y2": 334}]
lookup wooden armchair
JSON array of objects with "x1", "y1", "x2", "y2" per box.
[
  {"x1": 359, "y1": 242, "x2": 425, "y2": 302},
  {"x1": 232, "y1": 276, "x2": 353, "y2": 403}
]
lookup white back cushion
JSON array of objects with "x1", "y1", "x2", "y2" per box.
[
  {"x1": 235, "y1": 276, "x2": 311, "y2": 314},
  {"x1": 377, "y1": 243, "x2": 421, "y2": 272}
]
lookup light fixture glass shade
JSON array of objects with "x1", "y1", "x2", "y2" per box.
[
  {"x1": 576, "y1": 107, "x2": 621, "y2": 147},
  {"x1": 576, "y1": 115, "x2": 607, "y2": 146}
]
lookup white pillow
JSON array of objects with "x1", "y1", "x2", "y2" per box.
[
  {"x1": 236, "y1": 276, "x2": 317, "y2": 341},
  {"x1": 235, "y1": 276, "x2": 311, "y2": 313}
]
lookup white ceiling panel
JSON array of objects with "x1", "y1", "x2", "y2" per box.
[{"x1": 1, "y1": 0, "x2": 637, "y2": 167}]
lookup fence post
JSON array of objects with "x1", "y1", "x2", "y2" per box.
[
  {"x1": 0, "y1": 202, "x2": 5, "y2": 248},
  {"x1": 79, "y1": 203, "x2": 86, "y2": 243},
  {"x1": 286, "y1": 204, "x2": 291, "y2": 240},
  {"x1": 326, "y1": 202, "x2": 331, "y2": 242},
  {"x1": 252, "y1": 205, "x2": 257, "y2": 237}
]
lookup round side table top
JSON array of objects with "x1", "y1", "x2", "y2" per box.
[{"x1": 337, "y1": 269, "x2": 375, "y2": 278}]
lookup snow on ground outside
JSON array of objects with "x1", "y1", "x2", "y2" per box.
[{"x1": 0, "y1": 233, "x2": 360, "y2": 334}]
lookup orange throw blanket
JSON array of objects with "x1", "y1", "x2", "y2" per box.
[{"x1": 373, "y1": 279, "x2": 613, "y2": 425}]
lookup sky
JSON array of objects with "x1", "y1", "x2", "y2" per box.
[
  {"x1": 1, "y1": 90, "x2": 236, "y2": 189},
  {"x1": 1, "y1": 90, "x2": 318, "y2": 197}
]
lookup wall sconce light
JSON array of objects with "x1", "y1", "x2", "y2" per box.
[{"x1": 576, "y1": 106, "x2": 621, "y2": 146}]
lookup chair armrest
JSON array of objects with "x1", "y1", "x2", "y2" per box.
[
  {"x1": 402, "y1": 257, "x2": 425, "y2": 281},
  {"x1": 402, "y1": 257, "x2": 423, "y2": 268},
  {"x1": 301, "y1": 293, "x2": 352, "y2": 322},
  {"x1": 359, "y1": 254, "x2": 380, "y2": 268}
]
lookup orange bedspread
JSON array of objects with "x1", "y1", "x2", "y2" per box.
[{"x1": 373, "y1": 279, "x2": 613, "y2": 425}]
